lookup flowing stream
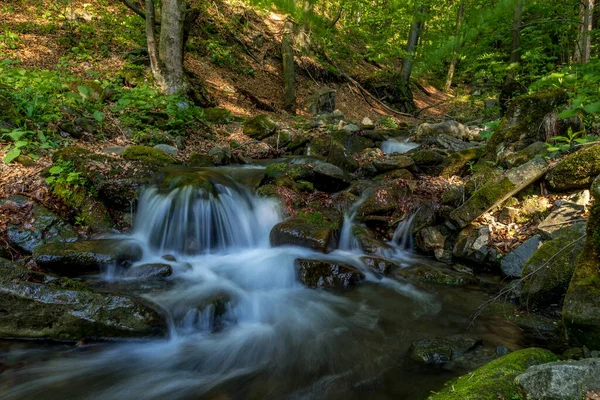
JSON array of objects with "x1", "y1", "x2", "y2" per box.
[{"x1": 0, "y1": 171, "x2": 527, "y2": 400}]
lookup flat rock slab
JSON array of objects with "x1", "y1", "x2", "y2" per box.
[
  {"x1": 516, "y1": 358, "x2": 600, "y2": 400},
  {"x1": 537, "y1": 202, "x2": 586, "y2": 240},
  {"x1": 501, "y1": 235, "x2": 542, "y2": 278}
]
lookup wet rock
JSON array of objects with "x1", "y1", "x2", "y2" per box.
[
  {"x1": 415, "y1": 120, "x2": 473, "y2": 142},
  {"x1": 372, "y1": 155, "x2": 415, "y2": 173},
  {"x1": 453, "y1": 225, "x2": 498, "y2": 266},
  {"x1": 263, "y1": 129, "x2": 293, "y2": 149},
  {"x1": 515, "y1": 358, "x2": 600, "y2": 400},
  {"x1": 1, "y1": 196, "x2": 78, "y2": 254},
  {"x1": 409, "y1": 149, "x2": 446, "y2": 170},
  {"x1": 125, "y1": 263, "x2": 173, "y2": 279},
  {"x1": 243, "y1": 115, "x2": 277, "y2": 139},
  {"x1": 435, "y1": 134, "x2": 476, "y2": 152},
  {"x1": 537, "y1": 201, "x2": 586, "y2": 240},
  {"x1": 501, "y1": 235, "x2": 542, "y2": 278},
  {"x1": 0, "y1": 259, "x2": 166, "y2": 340},
  {"x1": 208, "y1": 146, "x2": 232, "y2": 165},
  {"x1": 270, "y1": 211, "x2": 342, "y2": 253},
  {"x1": 295, "y1": 259, "x2": 364, "y2": 288},
  {"x1": 122, "y1": 145, "x2": 177, "y2": 167},
  {"x1": 353, "y1": 227, "x2": 394, "y2": 254},
  {"x1": 357, "y1": 180, "x2": 411, "y2": 220},
  {"x1": 408, "y1": 333, "x2": 482, "y2": 366},
  {"x1": 374, "y1": 168, "x2": 414, "y2": 181},
  {"x1": 441, "y1": 184, "x2": 465, "y2": 208},
  {"x1": 34, "y1": 239, "x2": 143, "y2": 277},
  {"x1": 520, "y1": 223, "x2": 586, "y2": 310},
  {"x1": 312, "y1": 163, "x2": 351, "y2": 192},
  {"x1": 187, "y1": 152, "x2": 213, "y2": 167},
  {"x1": 360, "y1": 256, "x2": 395, "y2": 275},
  {"x1": 397, "y1": 263, "x2": 477, "y2": 286},
  {"x1": 429, "y1": 348, "x2": 559, "y2": 400},
  {"x1": 546, "y1": 144, "x2": 600, "y2": 191},
  {"x1": 440, "y1": 147, "x2": 480, "y2": 178},
  {"x1": 485, "y1": 89, "x2": 570, "y2": 161},
  {"x1": 153, "y1": 144, "x2": 178, "y2": 157},
  {"x1": 416, "y1": 226, "x2": 446, "y2": 253},
  {"x1": 308, "y1": 136, "x2": 358, "y2": 172},
  {"x1": 449, "y1": 157, "x2": 549, "y2": 229},
  {"x1": 331, "y1": 130, "x2": 374, "y2": 154},
  {"x1": 308, "y1": 87, "x2": 336, "y2": 115}
]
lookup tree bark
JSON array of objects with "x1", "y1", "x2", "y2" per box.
[
  {"x1": 282, "y1": 19, "x2": 297, "y2": 114},
  {"x1": 510, "y1": 0, "x2": 524, "y2": 64},
  {"x1": 444, "y1": 1, "x2": 465, "y2": 92},
  {"x1": 576, "y1": 0, "x2": 595, "y2": 63},
  {"x1": 296, "y1": 0, "x2": 314, "y2": 49},
  {"x1": 158, "y1": 0, "x2": 189, "y2": 94},
  {"x1": 398, "y1": 6, "x2": 424, "y2": 113},
  {"x1": 145, "y1": 0, "x2": 164, "y2": 87}
]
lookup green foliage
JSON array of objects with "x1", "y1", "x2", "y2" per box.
[
  {"x1": 45, "y1": 160, "x2": 87, "y2": 190},
  {"x1": 205, "y1": 39, "x2": 237, "y2": 67},
  {"x1": 545, "y1": 127, "x2": 598, "y2": 154},
  {"x1": 1, "y1": 128, "x2": 56, "y2": 164},
  {"x1": 0, "y1": 29, "x2": 20, "y2": 49}
]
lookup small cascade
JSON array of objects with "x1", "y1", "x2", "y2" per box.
[
  {"x1": 390, "y1": 214, "x2": 416, "y2": 251},
  {"x1": 133, "y1": 180, "x2": 280, "y2": 255},
  {"x1": 338, "y1": 192, "x2": 370, "y2": 251},
  {"x1": 380, "y1": 139, "x2": 419, "y2": 154}
]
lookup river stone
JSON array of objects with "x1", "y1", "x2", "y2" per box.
[
  {"x1": 357, "y1": 180, "x2": 411, "y2": 220},
  {"x1": 0, "y1": 259, "x2": 166, "y2": 340},
  {"x1": 435, "y1": 134, "x2": 476, "y2": 152},
  {"x1": 520, "y1": 223, "x2": 586, "y2": 310},
  {"x1": 360, "y1": 117, "x2": 374, "y2": 130},
  {"x1": 546, "y1": 144, "x2": 600, "y2": 191},
  {"x1": 429, "y1": 348, "x2": 559, "y2": 400},
  {"x1": 331, "y1": 130, "x2": 374, "y2": 154},
  {"x1": 501, "y1": 235, "x2": 542, "y2": 278},
  {"x1": 408, "y1": 333, "x2": 482, "y2": 366},
  {"x1": 34, "y1": 239, "x2": 144, "y2": 277},
  {"x1": 243, "y1": 115, "x2": 277, "y2": 139},
  {"x1": 153, "y1": 144, "x2": 178, "y2": 157},
  {"x1": 2, "y1": 196, "x2": 78, "y2": 254},
  {"x1": 372, "y1": 155, "x2": 414, "y2": 173},
  {"x1": 295, "y1": 259, "x2": 364, "y2": 288},
  {"x1": 415, "y1": 120, "x2": 472, "y2": 141},
  {"x1": 270, "y1": 211, "x2": 341, "y2": 253},
  {"x1": 342, "y1": 124, "x2": 360, "y2": 133},
  {"x1": 312, "y1": 163, "x2": 351, "y2": 192},
  {"x1": 515, "y1": 358, "x2": 600, "y2": 400},
  {"x1": 397, "y1": 263, "x2": 477, "y2": 286},
  {"x1": 208, "y1": 146, "x2": 232, "y2": 165},
  {"x1": 416, "y1": 226, "x2": 446, "y2": 253},
  {"x1": 308, "y1": 136, "x2": 358, "y2": 172},
  {"x1": 537, "y1": 201, "x2": 586, "y2": 240},
  {"x1": 450, "y1": 157, "x2": 549, "y2": 229},
  {"x1": 125, "y1": 263, "x2": 173, "y2": 279},
  {"x1": 453, "y1": 225, "x2": 498, "y2": 266}
]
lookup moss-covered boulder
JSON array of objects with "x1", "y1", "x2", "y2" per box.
[
  {"x1": 357, "y1": 179, "x2": 412, "y2": 221},
  {"x1": 34, "y1": 239, "x2": 143, "y2": 277},
  {"x1": 187, "y1": 152, "x2": 213, "y2": 167},
  {"x1": 308, "y1": 136, "x2": 359, "y2": 172},
  {"x1": 243, "y1": 115, "x2": 277, "y2": 139},
  {"x1": 428, "y1": 348, "x2": 559, "y2": 400},
  {"x1": 397, "y1": 263, "x2": 477, "y2": 286},
  {"x1": 504, "y1": 141, "x2": 549, "y2": 169},
  {"x1": 202, "y1": 107, "x2": 232, "y2": 124},
  {"x1": 0, "y1": 258, "x2": 166, "y2": 340},
  {"x1": 122, "y1": 145, "x2": 177, "y2": 167},
  {"x1": 372, "y1": 155, "x2": 415, "y2": 173},
  {"x1": 485, "y1": 89, "x2": 570, "y2": 161},
  {"x1": 2, "y1": 196, "x2": 78, "y2": 254},
  {"x1": 546, "y1": 144, "x2": 600, "y2": 191},
  {"x1": 520, "y1": 223, "x2": 586, "y2": 310},
  {"x1": 270, "y1": 211, "x2": 342, "y2": 252},
  {"x1": 440, "y1": 147, "x2": 481, "y2": 178},
  {"x1": 295, "y1": 259, "x2": 364, "y2": 288},
  {"x1": 450, "y1": 157, "x2": 549, "y2": 229},
  {"x1": 331, "y1": 130, "x2": 374, "y2": 154}
]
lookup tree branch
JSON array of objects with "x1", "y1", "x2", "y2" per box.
[{"x1": 121, "y1": 0, "x2": 147, "y2": 20}]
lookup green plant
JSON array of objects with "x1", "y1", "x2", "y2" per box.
[
  {"x1": 480, "y1": 120, "x2": 500, "y2": 140},
  {"x1": 45, "y1": 160, "x2": 87, "y2": 190},
  {"x1": 1, "y1": 128, "x2": 55, "y2": 164},
  {"x1": 0, "y1": 29, "x2": 20, "y2": 49},
  {"x1": 546, "y1": 127, "x2": 597, "y2": 153},
  {"x1": 205, "y1": 39, "x2": 236, "y2": 68},
  {"x1": 379, "y1": 117, "x2": 397, "y2": 129}
]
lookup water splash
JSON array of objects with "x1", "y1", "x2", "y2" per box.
[
  {"x1": 380, "y1": 139, "x2": 419, "y2": 154},
  {"x1": 390, "y1": 214, "x2": 416, "y2": 251},
  {"x1": 338, "y1": 192, "x2": 370, "y2": 252}
]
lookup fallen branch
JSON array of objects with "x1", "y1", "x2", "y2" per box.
[
  {"x1": 414, "y1": 100, "x2": 449, "y2": 116},
  {"x1": 235, "y1": 86, "x2": 277, "y2": 112}
]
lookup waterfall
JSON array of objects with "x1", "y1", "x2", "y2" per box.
[
  {"x1": 338, "y1": 192, "x2": 370, "y2": 251},
  {"x1": 390, "y1": 214, "x2": 415, "y2": 251},
  {"x1": 380, "y1": 139, "x2": 419, "y2": 154},
  {"x1": 133, "y1": 183, "x2": 280, "y2": 255}
]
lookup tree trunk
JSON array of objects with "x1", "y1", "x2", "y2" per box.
[
  {"x1": 296, "y1": 0, "x2": 314, "y2": 49},
  {"x1": 510, "y1": 0, "x2": 524, "y2": 64},
  {"x1": 145, "y1": 0, "x2": 164, "y2": 88},
  {"x1": 398, "y1": 6, "x2": 424, "y2": 113},
  {"x1": 444, "y1": 1, "x2": 465, "y2": 92},
  {"x1": 576, "y1": 0, "x2": 595, "y2": 63},
  {"x1": 282, "y1": 19, "x2": 297, "y2": 114},
  {"x1": 158, "y1": 0, "x2": 189, "y2": 94}
]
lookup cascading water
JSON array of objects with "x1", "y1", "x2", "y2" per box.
[
  {"x1": 391, "y1": 214, "x2": 416, "y2": 251},
  {"x1": 2, "y1": 172, "x2": 500, "y2": 400},
  {"x1": 380, "y1": 138, "x2": 419, "y2": 154}
]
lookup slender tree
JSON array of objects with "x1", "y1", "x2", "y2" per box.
[
  {"x1": 575, "y1": 0, "x2": 595, "y2": 63},
  {"x1": 445, "y1": 0, "x2": 465, "y2": 92},
  {"x1": 282, "y1": 19, "x2": 297, "y2": 114},
  {"x1": 398, "y1": 4, "x2": 425, "y2": 113},
  {"x1": 510, "y1": 0, "x2": 524, "y2": 64}
]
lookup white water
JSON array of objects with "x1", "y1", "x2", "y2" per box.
[
  {"x1": 380, "y1": 139, "x2": 419, "y2": 154},
  {"x1": 1, "y1": 180, "x2": 436, "y2": 400}
]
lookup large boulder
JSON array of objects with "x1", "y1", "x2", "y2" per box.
[
  {"x1": 415, "y1": 120, "x2": 474, "y2": 142},
  {"x1": 485, "y1": 89, "x2": 570, "y2": 161},
  {"x1": 1, "y1": 196, "x2": 78, "y2": 254},
  {"x1": 520, "y1": 223, "x2": 586, "y2": 310},
  {"x1": 537, "y1": 201, "x2": 586, "y2": 240},
  {"x1": 515, "y1": 358, "x2": 600, "y2": 400},
  {"x1": 295, "y1": 259, "x2": 364, "y2": 288},
  {"x1": 0, "y1": 258, "x2": 166, "y2": 340},
  {"x1": 270, "y1": 211, "x2": 342, "y2": 252},
  {"x1": 308, "y1": 136, "x2": 358, "y2": 172},
  {"x1": 546, "y1": 144, "x2": 600, "y2": 191},
  {"x1": 439, "y1": 147, "x2": 481, "y2": 178},
  {"x1": 357, "y1": 180, "x2": 411, "y2": 221},
  {"x1": 312, "y1": 163, "x2": 351, "y2": 192},
  {"x1": 452, "y1": 225, "x2": 498, "y2": 266},
  {"x1": 34, "y1": 239, "x2": 143, "y2": 277},
  {"x1": 428, "y1": 348, "x2": 559, "y2": 400},
  {"x1": 243, "y1": 115, "x2": 277, "y2": 139},
  {"x1": 372, "y1": 155, "x2": 415, "y2": 173},
  {"x1": 449, "y1": 157, "x2": 549, "y2": 229}
]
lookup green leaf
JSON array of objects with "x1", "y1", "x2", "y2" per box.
[
  {"x1": 557, "y1": 108, "x2": 580, "y2": 119},
  {"x1": 8, "y1": 129, "x2": 26, "y2": 141},
  {"x1": 3, "y1": 148, "x2": 21, "y2": 164},
  {"x1": 14, "y1": 140, "x2": 28, "y2": 149},
  {"x1": 583, "y1": 102, "x2": 600, "y2": 114},
  {"x1": 93, "y1": 111, "x2": 105, "y2": 122},
  {"x1": 48, "y1": 165, "x2": 64, "y2": 174}
]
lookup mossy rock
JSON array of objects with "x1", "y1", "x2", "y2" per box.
[
  {"x1": 440, "y1": 147, "x2": 480, "y2": 178},
  {"x1": 410, "y1": 149, "x2": 446, "y2": 167},
  {"x1": 331, "y1": 130, "x2": 374, "y2": 154},
  {"x1": 357, "y1": 180, "x2": 412, "y2": 220},
  {"x1": 308, "y1": 136, "x2": 358, "y2": 172},
  {"x1": 428, "y1": 348, "x2": 559, "y2": 400},
  {"x1": 504, "y1": 141, "x2": 549, "y2": 169},
  {"x1": 270, "y1": 211, "x2": 342, "y2": 253},
  {"x1": 243, "y1": 115, "x2": 277, "y2": 139},
  {"x1": 295, "y1": 259, "x2": 364, "y2": 288},
  {"x1": 122, "y1": 145, "x2": 177, "y2": 167},
  {"x1": 187, "y1": 152, "x2": 213, "y2": 167},
  {"x1": 546, "y1": 144, "x2": 600, "y2": 191},
  {"x1": 52, "y1": 182, "x2": 114, "y2": 232},
  {"x1": 464, "y1": 163, "x2": 502, "y2": 195},
  {"x1": 202, "y1": 107, "x2": 232, "y2": 124},
  {"x1": 397, "y1": 263, "x2": 477, "y2": 286},
  {"x1": 485, "y1": 89, "x2": 570, "y2": 161},
  {"x1": 265, "y1": 162, "x2": 290, "y2": 179},
  {"x1": 520, "y1": 223, "x2": 586, "y2": 310}
]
